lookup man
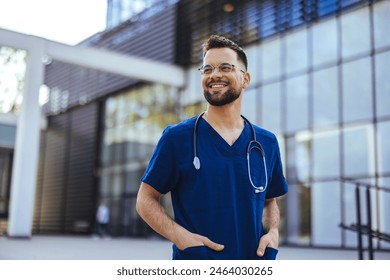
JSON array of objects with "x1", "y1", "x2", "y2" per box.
[{"x1": 136, "y1": 35, "x2": 288, "y2": 259}]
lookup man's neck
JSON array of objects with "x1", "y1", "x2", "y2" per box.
[
  {"x1": 204, "y1": 103, "x2": 242, "y2": 128},
  {"x1": 203, "y1": 105, "x2": 245, "y2": 146}
]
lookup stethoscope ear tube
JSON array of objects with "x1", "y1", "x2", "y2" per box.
[{"x1": 193, "y1": 112, "x2": 268, "y2": 193}]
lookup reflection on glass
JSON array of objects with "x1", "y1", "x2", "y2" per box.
[
  {"x1": 184, "y1": 67, "x2": 203, "y2": 105},
  {"x1": 111, "y1": 172, "x2": 123, "y2": 198},
  {"x1": 183, "y1": 102, "x2": 206, "y2": 120},
  {"x1": 312, "y1": 181, "x2": 341, "y2": 246},
  {"x1": 110, "y1": 197, "x2": 121, "y2": 234},
  {"x1": 286, "y1": 133, "x2": 311, "y2": 184},
  {"x1": 277, "y1": 195, "x2": 287, "y2": 243},
  {"x1": 296, "y1": 133, "x2": 311, "y2": 182},
  {"x1": 377, "y1": 121, "x2": 390, "y2": 174},
  {"x1": 99, "y1": 83, "x2": 181, "y2": 236},
  {"x1": 104, "y1": 84, "x2": 180, "y2": 146},
  {"x1": 100, "y1": 173, "x2": 112, "y2": 197},
  {"x1": 246, "y1": 45, "x2": 260, "y2": 85},
  {"x1": 103, "y1": 84, "x2": 181, "y2": 164},
  {"x1": 275, "y1": 134, "x2": 286, "y2": 175},
  {"x1": 341, "y1": 7, "x2": 370, "y2": 59},
  {"x1": 241, "y1": 88, "x2": 257, "y2": 123},
  {"x1": 286, "y1": 183, "x2": 311, "y2": 245},
  {"x1": 261, "y1": 38, "x2": 281, "y2": 81},
  {"x1": 375, "y1": 51, "x2": 390, "y2": 119},
  {"x1": 343, "y1": 125, "x2": 375, "y2": 177},
  {"x1": 312, "y1": 17, "x2": 338, "y2": 67},
  {"x1": 342, "y1": 57, "x2": 373, "y2": 123},
  {"x1": 125, "y1": 170, "x2": 143, "y2": 194},
  {"x1": 378, "y1": 177, "x2": 390, "y2": 249},
  {"x1": 374, "y1": 1, "x2": 390, "y2": 50},
  {"x1": 342, "y1": 181, "x2": 357, "y2": 247},
  {"x1": 285, "y1": 28, "x2": 308, "y2": 76},
  {"x1": 313, "y1": 67, "x2": 339, "y2": 128},
  {"x1": 262, "y1": 82, "x2": 281, "y2": 132},
  {"x1": 313, "y1": 130, "x2": 340, "y2": 179},
  {"x1": 286, "y1": 75, "x2": 309, "y2": 134}
]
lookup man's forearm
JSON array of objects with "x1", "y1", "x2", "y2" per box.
[
  {"x1": 136, "y1": 184, "x2": 183, "y2": 245},
  {"x1": 262, "y1": 198, "x2": 280, "y2": 235}
]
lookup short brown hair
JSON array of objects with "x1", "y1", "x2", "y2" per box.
[{"x1": 202, "y1": 35, "x2": 248, "y2": 70}]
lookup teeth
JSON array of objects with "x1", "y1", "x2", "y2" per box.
[{"x1": 210, "y1": 84, "x2": 225, "y2": 88}]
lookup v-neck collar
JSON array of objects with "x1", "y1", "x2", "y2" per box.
[{"x1": 199, "y1": 116, "x2": 251, "y2": 151}]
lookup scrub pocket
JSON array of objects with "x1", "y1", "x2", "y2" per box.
[
  {"x1": 173, "y1": 245, "x2": 209, "y2": 260},
  {"x1": 256, "y1": 247, "x2": 278, "y2": 260}
]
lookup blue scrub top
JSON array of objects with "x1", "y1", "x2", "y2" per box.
[{"x1": 141, "y1": 115, "x2": 288, "y2": 260}]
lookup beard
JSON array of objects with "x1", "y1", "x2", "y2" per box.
[{"x1": 203, "y1": 87, "x2": 241, "y2": 106}]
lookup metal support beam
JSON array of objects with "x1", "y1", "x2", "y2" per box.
[{"x1": 45, "y1": 41, "x2": 185, "y2": 88}]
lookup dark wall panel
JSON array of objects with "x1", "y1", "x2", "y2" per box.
[
  {"x1": 34, "y1": 103, "x2": 99, "y2": 234},
  {"x1": 35, "y1": 114, "x2": 68, "y2": 233},
  {"x1": 64, "y1": 103, "x2": 98, "y2": 233}
]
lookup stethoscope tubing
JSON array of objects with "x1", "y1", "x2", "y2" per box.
[{"x1": 193, "y1": 112, "x2": 268, "y2": 193}]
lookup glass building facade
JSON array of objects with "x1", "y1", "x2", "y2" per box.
[
  {"x1": 106, "y1": 0, "x2": 178, "y2": 29},
  {"x1": 100, "y1": 84, "x2": 181, "y2": 235}
]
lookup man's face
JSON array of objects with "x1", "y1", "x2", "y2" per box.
[{"x1": 201, "y1": 48, "x2": 247, "y2": 107}]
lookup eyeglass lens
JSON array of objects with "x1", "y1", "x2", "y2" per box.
[{"x1": 201, "y1": 63, "x2": 234, "y2": 74}]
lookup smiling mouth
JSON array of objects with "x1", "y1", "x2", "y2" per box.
[{"x1": 209, "y1": 83, "x2": 227, "y2": 88}]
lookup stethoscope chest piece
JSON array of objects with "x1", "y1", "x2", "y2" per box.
[
  {"x1": 193, "y1": 156, "x2": 201, "y2": 170},
  {"x1": 255, "y1": 187, "x2": 264, "y2": 193}
]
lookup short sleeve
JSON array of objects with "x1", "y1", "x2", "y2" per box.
[
  {"x1": 266, "y1": 138, "x2": 288, "y2": 198},
  {"x1": 141, "y1": 126, "x2": 179, "y2": 194}
]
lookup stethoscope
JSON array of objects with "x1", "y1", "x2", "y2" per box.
[{"x1": 192, "y1": 112, "x2": 268, "y2": 193}]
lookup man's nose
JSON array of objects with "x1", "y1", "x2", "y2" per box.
[{"x1": 210, "y1": 67, "x2": 223, "y2": 77}]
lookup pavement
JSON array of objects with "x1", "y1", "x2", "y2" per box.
[{"x1": 1, "y1": 235, "x2": 390, "y2": 260}]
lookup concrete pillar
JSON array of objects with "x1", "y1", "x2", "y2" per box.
[{"x1": 7, "y1": 37, "x2": 45, "y2": 237}]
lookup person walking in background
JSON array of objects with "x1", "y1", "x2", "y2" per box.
[
  {"x1": 136, "y1": 35, "x2": 288, "y2": 260},
  {"x1": 95, "y1": 202, "x2": 110, "y2": 239}
]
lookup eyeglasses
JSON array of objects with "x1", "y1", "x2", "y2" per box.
[{"x1": 198, "y1": 62, "x2": 246, "y2": 75}]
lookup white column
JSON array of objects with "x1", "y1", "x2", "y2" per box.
[{"x1": 7, "y1": 37, "x2": 45, "y2": 237}]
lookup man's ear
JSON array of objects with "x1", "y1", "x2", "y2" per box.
[{"x1": 242, "y1": 71, "x2": 251, "y2": 88}]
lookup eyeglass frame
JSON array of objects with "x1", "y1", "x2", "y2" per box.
[{"x1": 198, "y1": 62, "x2": 246, "y2": 75}]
